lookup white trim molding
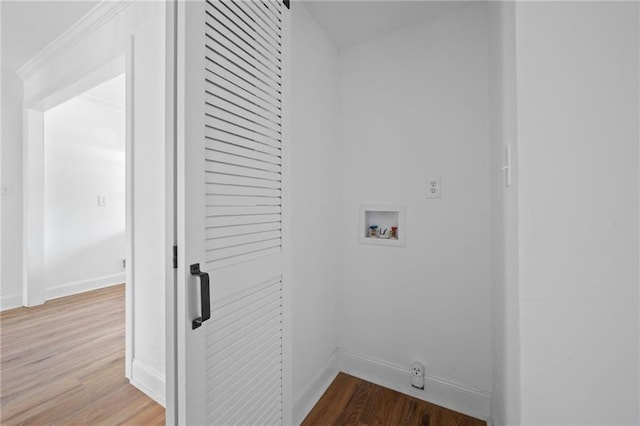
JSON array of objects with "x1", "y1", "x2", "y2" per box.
[
  {"x1": 16, "y1": 0, "x2": 133, "y2": 81},
  {"x1": 338, "y1": 348, "x2": 492, "y2": 421},
  {"x1": 292, "y1": 348, "x2": 491, "y2": 424},
  {"x1": 131, "y1": 358, "x2": 166, "y2": 407},
  {"x1": 45, "y1": 273, "x2": 125, "y2": 302},
  {"x1": 293, "y1": 349, "x2": 339, "y2": 425},
  {"x1": 0, "y1": 293, "x2": 22, "y2": 312}
]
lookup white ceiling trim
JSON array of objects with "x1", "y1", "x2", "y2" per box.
[{"x1": 17, "y1": 0, "x2": 133, "y2": 82}]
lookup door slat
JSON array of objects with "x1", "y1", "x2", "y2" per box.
[{"x1": 201, "y1": 1, "x2": 285, "y2": 422}]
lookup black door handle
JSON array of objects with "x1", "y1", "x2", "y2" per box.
[{"x1": 190, "y1": 263, "x2": 210, "y2": 329}]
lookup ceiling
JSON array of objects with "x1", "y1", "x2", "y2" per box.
[
  {"x1": 0, "y1": 0, "x2": 476, "y2": 70},
  {"x1": 302, "y1": 0, "x2": 476, "y2": 49},
  {"x1": 80, "y1": 73, "x2": 126, "y2": 109},
  {"x1": 1, "y1": 1, "x2": 98, "y2": 72}
]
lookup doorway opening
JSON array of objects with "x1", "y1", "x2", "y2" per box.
[
  {"x1": 43, "y1": 74, "x2": 126, "y2": 301},
  {"x1": 23, "y1": 56, "x2": 134, "y2": 378}
]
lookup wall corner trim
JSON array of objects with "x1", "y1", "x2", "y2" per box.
[
  {"x1": 131, "y1": 358, "x2": 166, "y2": 408},
  {"x1": 45, "y1": 273, "x2": 125, "y2": 302},
  {"x1": 293, "y1": 349, "x2": 339, "y2": 425},
  {"x1": 16, "y1": 0, "x2": 133, "y2": 81},
  {"x1": 338, "y1": 349, "x2": 492, "y2": 421}
]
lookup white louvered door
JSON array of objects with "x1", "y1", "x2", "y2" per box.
[{"x1": 176, "y1": 1, "x2": 291, "y2": 424}]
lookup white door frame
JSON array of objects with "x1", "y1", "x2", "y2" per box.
[
  {"x1": 164, "y1": 0, "x2": 177, "y2": 423},
  {"x1": 22, "y1": 50, "x2": 135, "y2": 378}
]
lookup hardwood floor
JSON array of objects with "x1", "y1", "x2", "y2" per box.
[
  {"x1": 0, "y1": 284, "x2": 165, "y2": 425},
  {"x1": 0, "y1": 285, "x2": 484, "y2": 425},
  {"x1": 302, "y1": 373, "x2": 486, "y2": 426}
]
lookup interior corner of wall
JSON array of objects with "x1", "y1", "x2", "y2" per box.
[{"x1": 130, "y1": 358, "x2": 166, "y2": 408}]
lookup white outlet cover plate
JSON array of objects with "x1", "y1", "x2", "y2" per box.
[{"x1": 426, "y1": 176, "x2": 441, "y2": 199}]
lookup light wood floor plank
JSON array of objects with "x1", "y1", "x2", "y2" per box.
[{"x1": 0, "y1": 284, "x2": 165, "y2": 425}]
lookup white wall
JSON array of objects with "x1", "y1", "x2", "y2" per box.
[
  {"x1": 291, "y1": 3, "x2": 340, "y2": 421},
  {"x1": 0, "y1": 1, "x2": 3, "y2": 309},
  {"x1": 43, "y1": 79, "x2": 125, "y2": 300},
  {"x1": 20, "y1": 1, "x2": 167, "y2": 404},
  {"x1": 516, "y1": 2, "x2": 640, "y2": 424},
  {"x1": 0, "y1": 57, "x2": 24, "y2": 310},
  {"x1": 335, "y1": 3, "x2": 492, "y2": 417},
  {"x1": 1, "y1": 0, "x2": 96, "y2": 311},
  {"x1": 488, "y1": 2, "x2": 521, "y2": 425}
]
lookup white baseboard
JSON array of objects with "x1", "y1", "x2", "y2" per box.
[
  {"x1": 46, "y1": 272, "x2": 125, "y2": 301},
  {"x1": 338, "y1": 348, "x2": 491, "y2": 421},
  {"x1": 0, "y1": 293, "x2": 22, "y2": 311},
  {"x1": 131, "y1": 358, "x2": 166, "y2": 407},
  {"x1": 293, "y1": 349, "x2": 340, "y2": 425}
]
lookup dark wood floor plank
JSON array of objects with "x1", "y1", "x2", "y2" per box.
[
  {"x1": 302, "y1": 373, "x2": 485, "y2": 426},
  {"x1": 392, "y1": 395, "x2": 430, "y2": 426},
  {"x1": 302, "y1": 372, "x2": 362, "y2": 424},
  {"x1": 358, "y1": 384, "x2": 402, "y2": 426},
  {"x1": 0, "y1": 284, "x2": 165, "y2": 425},
  {"x1": 337, "y1": 380, "x2": 384, "y2": 425}
]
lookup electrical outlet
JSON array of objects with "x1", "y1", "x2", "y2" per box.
[
  {"x1": 411, "y1": 361, "x2": 425, "y2": 390},
  {"x1": 98, "y1": 195, "x2": 108, "y2": 207},
  {"x1": 426, "y1": 176, "x2": 441, "y2": 199}
]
